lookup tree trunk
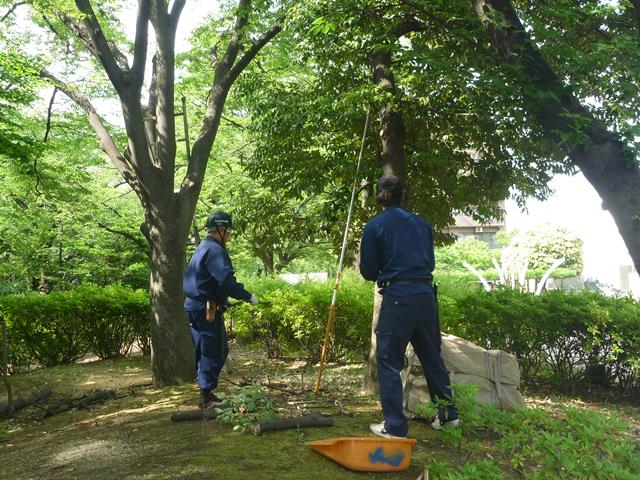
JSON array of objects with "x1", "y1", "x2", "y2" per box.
[
  {"x1": 362, "y1": 285, "x2": 383, "y2": 394},
  {"x1": 364, "y1": 46, "x2": 408, "y2": 393},
  {"x1": 371, "y1": 48, "x2": 406, "y2": 181},
  {"x1": 146, "y1": 206, "x2": 194, "y2": 386},
  {"x1": 473, "y1": 0, "x2": 640, "y2": 274},
  {"x1": 44, "y1": 0, "x2": 282, "y2": 387},
  {"x1": 258, "y1": 251, "x2": 274, "y2": 275}
]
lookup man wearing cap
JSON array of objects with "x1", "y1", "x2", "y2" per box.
[
  {"x1": 360, "y1": 175, "x2": 459, "y2": 439},
  {"x1": 183, "y1": 211, "x2": 259, "y2": 407}
]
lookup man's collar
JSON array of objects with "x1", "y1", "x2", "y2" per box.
[{"x1": 206, "y1": 235, "x2": 224, "y2": 247}]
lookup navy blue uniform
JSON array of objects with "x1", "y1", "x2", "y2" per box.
[
  {"x1": 360, "y1": 204, "x2": 457, "y2": 437},
  {"x1": 183, "y1": 236, "x2": 252, "y2": 391}
]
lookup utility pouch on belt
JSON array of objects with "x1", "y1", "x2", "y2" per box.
[{"x1": 206, "y1": 300, "x2": 217, "y2": 322}]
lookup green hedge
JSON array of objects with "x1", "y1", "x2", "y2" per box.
[
  {"x1": 440, "y1": 288, "x2": 640, "y2": 397},
  {"x1": 232, "y1": 272, "x2": 373, "y2": 360},
  {"x1": 1, "y1": 278, "x2": 638, "y2": 399},
  {"x1": 0, "y1": 285, "x2": 149, "y2": 371},
  {"x1": 234, "y1": 277, "x2": 639, "y2": 397}
]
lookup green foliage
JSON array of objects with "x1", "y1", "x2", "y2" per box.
[
  {"x1": 0, "y1": 285, "x2": 149, "y2": 371},
  {"x1": 417, "y1": 383, "x2": 640, "y2": 479},
  {"x1": 436, "y1": 238, "x2": 500, "y2": 272},
  {"x1": 507, "y1": 224, "x2": 584, "y2": 275},
  {"x1": 214, "y1": 383, "x2": 278, "y2": 432},
  {"x1": 232, "y1": 272, "x2": 373, "y2": 360},
  {"x1": 0, "y1": 115, "x2": 149, "y2": 294},
  {"x1": 442, "y1": 288, "x2": 640, "y2": 397},
  {"x1": 238, "y1": 0, "x2": 571, "y2": 249}
]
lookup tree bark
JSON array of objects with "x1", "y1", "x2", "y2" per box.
[
  {"x1": 472, "y1": 0, "x2": 640, "y2": 274},
  {"x1": 371, "y1": 48, "x2": 406, "y2": 181},
  {"x1": 146, "y1": 203, "x2": 194, "y2": 386}
]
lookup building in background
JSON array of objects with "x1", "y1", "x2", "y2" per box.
[{"x1": 444, "y1": 202, "x2": 506, "y2": 249}]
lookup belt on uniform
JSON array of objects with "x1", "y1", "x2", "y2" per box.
[{"x1": 379, "y1": 278, "x2": 433, "y2": 287}]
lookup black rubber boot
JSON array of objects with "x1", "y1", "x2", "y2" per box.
[{"x1": 199, "y1": 389, "x2": 223, "y2": 408}]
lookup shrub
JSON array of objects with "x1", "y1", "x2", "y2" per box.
[
  {"x1": 233, "y1": 271, "x2": 373, "y2": 360},
  {"x1": 441, "y1": 288, "x2": 640, "y2": 397},
  {"x1": 0, "y1": 285, "x2": 149, "y2": 371}
]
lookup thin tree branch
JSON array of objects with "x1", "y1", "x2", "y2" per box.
[
  {"x1": 59, "y1": 0, "x2": 127, "y2": 93},
  {"x1": 43, "y1": 87, "x2": 58, "y2": 143},
  {"x1": 391, "y1": 16, "x2": 429, "y2": 38},
  {"x1": 227, "y1": 18, "x2": 283, "y2": 84},
  {"x1": 131, "y1": 0, "x2": 151, "y2": 96},
  {"x1": 40, "y1": 69, "x2": 138, "y2": 189},
  {"x1": 221, "y1": 115, "x2": 245, "y2": 130},
  {"x1": 97, "y1": 222, "x2": 148, "y2": 252},
  {"x1": 1, "y1": 1, "x2": 28, "y2": 22},
  {"x1": 633, "y1": 0, "x2": 640, "y2": 38},
  {"x1": 185, "y1": 6, "x2": 284, "y2": 200},
  {"x1": 169, "y1": 0, "x2": 186, "y2": 31},
  {"x1": 218, "y1": 0, "x2": 251, "y2": 76}
]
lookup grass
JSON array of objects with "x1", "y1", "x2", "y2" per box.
[{"x1": 1, "y1": 345, "x2": 639, "y2": 480}]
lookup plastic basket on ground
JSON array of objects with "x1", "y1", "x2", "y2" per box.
[{"x1": 306, "y1": 437, "x2": 417, "y2": 472}]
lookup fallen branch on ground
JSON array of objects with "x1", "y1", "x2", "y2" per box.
[
  {"x1": 39, "y1": 389, "x2": 115, "y2": 419},
  {"x1": 171, "y1": 410, "x2": 219, "y2": 422},
  {"x1": 0, "y1": 389, "x2": 52, "y2": 417},
  {"x1": 250, "y1": 414, "x2": 333, "y2": 435}
]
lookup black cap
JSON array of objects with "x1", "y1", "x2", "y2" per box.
[
  {"x1": 377, "y1": 174, "x2": 402, "y2": 193},
  {"x1": 206, "y1": 211, "x2": 233, "y2": 232}
]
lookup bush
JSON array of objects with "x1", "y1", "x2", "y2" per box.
[
  {"x1": 232, "y1": 271, "x2": 373, "y2": 360},
  {"x1": 0, "y1": 285, "x2": 149, "y2": 371},
  {"x1": 441, "y1": 288, "x2": 640, "y2": 397}
]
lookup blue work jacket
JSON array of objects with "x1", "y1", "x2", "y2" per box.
[
  {"x1": 183, "y1": 236, "x2": 252, "y2": 311},
  {"x1": 359, "y1": 204, "x2": 434, "y2": 296}
]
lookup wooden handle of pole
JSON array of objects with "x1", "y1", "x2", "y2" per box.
[{"x1": 314, "y1": 303, "x2": 336, "y2": 394}]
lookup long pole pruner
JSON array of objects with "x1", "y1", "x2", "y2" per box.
[{"x1": 314, "y1": 107, "x2": 371, "y2": 395}]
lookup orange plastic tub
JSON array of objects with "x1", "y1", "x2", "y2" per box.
[{"x1": 307, "y1": 437, "x2": 417, "y2": 472}]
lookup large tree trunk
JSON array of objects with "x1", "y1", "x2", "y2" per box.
[
  {"x1": 364, "y1": 46, "x2": 408, "y2": 394},
  {"x1": 371, "y1": 48, "x2": 406, "y2": 181},
  {"x1": 473, "y1": 0, "x2": 640, "y2": 274},
  {"x1": 146, "y1": 205, "x2": 194, "y2": 386}
]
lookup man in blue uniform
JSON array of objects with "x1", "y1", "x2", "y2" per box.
[
  {"x1": 360, "y1": 175, "x2": 459, "y2": 439},
  {"x1": 183, "y1": 211, "x2": 259, "y2": 407}
]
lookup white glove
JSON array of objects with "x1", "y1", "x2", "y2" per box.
[{"x1": 248, "y1": 294, "x2": 259, "y2": 305}]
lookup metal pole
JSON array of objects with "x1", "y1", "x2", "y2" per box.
[{"x1": 314, "y1": 108, "x2": 371, "y2": 395}]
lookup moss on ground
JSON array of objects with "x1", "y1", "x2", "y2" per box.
[{"x1": 1, "y1": 346, "x2": 638, "y2": 479}]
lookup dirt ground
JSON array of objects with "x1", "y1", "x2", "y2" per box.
[{"x1": 1, "y1": 344, "x2": 639, "y2": 480}]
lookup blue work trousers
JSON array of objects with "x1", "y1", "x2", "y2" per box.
[
  {"x1": 187, "y1": 310, "x2": 228, "y2": 391},
  {"x1": 376, "y1": 292, "x2": 457, "y2": 437}
]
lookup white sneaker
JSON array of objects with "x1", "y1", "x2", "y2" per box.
[
  {"x1": 369, "y1": 422, "x2": 407, "y2": 439},
  {"x1": 430, "y1": 417, "x2": 460, "y2": 430}
]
